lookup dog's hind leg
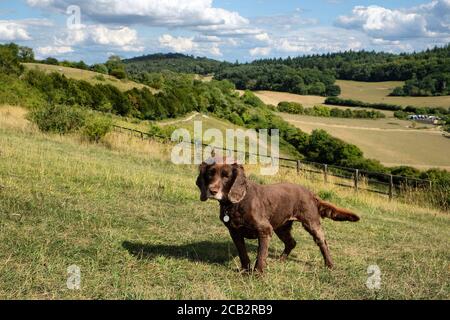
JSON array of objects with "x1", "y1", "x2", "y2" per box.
[
  {"x1": 302, "y1": 221, "x2": 334, "y2": 269},
  {"x1": 275, "y1": 221, "x2": 297, "y2": 261}
]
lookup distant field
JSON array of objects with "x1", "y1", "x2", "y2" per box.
[
  {"x1": 23, "y1": 63, "x2": 156, "y2": 92},
  {"x1": 337, "y1": 80, "x2": 450, "y2": 108},
  {"x1": 237, "y1": 81, "x2": 450, "y2": 110},
  {"x1": 236, "y1": 90, "x2": 388, "y2": 116},
  {"x1": 282, "y1": 113, "x2": 450, "y2": 170},
  {"x1": 238, "y1": 90, "x2": 325, "y2": 107}
]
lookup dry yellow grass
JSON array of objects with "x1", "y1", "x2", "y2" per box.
[
  {"x1": 282, "y1": 113, "x2": 450, "y2": 170},
  {"x1": 237, "y1": 90, "x2": 325, "y2": 107},
  {"x1": 0, "y1": 105, "x2": 32, "y2": 132},
  {"x1": 337, "y1": 80, "x2": 450, "y2": 108}
]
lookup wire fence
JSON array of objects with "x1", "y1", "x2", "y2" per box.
[{"x1": 112, "y1": 124, "x2": 433, "y2": 200}]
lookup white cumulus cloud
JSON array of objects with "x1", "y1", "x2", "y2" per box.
[
  {"x1": 0, "y1": 21, "x2": 32, "y2": 41},
  {"x1": 249, "y1": 47, "x2": 271, "y2": 56},
  {"x1": 335, "y1": 1, "x2": 450, "y2": 40},
  {"x1": 54, "y1": 24, "x2": 143, "y2": 52},
  {"x1": 26, "y1": 0, "x2": 257, "y2": 36},
  {"x1": 159, "y1": 34, "x2": 196, "y2": 52},
  {"x1": 36, "y1": 45, "x2": 74, "y2": 56}
]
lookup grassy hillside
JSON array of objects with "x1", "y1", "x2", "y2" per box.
[
  {"x1": 23, "y1": 63, "x2": 156, "y2": 92},
  {"x1": 281, "y1": 113, "x2": 450, "y2": 170},
  {"x1": 0, "y1": 106, "x2": 448, "y2": 299},
  {"x1": 114, "y1": 112, "x2": 296, "y2": 158}
]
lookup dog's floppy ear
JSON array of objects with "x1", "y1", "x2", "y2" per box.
[
  {"x1": 196, "y1": 162, "x2": 208, "y2": 202},
  {"x1": 228, "y1": 164, "x2": 247, "y2": 203}
]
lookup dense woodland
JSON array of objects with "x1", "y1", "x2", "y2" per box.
[
  {"x1": 1, "y1": 42, "x2": 449, "y2": 206},
  {"x1": 124, "y1": 53, "x2": 229, "y2": 76},
  {"x1": 214, "y1": 64, "x2": 341, "y2": 96}
]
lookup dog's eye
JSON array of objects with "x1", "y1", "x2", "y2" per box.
[{"x1": 222, "y1": 171, "x2": 229, "y2": 178}]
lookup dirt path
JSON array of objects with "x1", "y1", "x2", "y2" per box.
[{"x1": 159, "y1": 112, "x2": 207, "y2": 126}]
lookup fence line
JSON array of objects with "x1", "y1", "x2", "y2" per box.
[{"x1": 112, "y1": 124, "x2": 433, "y2": 200}]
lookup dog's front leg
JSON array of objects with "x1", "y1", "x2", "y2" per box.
[
  {"x1": 229, "y1": 229, "x2": 251, "y2": 271},
  {"x1": 255, "y1": 223, "x2": 273, "y2": 273}
]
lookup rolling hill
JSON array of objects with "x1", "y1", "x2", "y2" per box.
[
  {"x1": 124, "y1": 53, "x2": 231, "y2": 76},
  {"x1": 23, "y1": 63, "x2": 156, "y2": 92}
]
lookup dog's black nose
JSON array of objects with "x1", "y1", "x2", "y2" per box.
[{"x1": 209, "y1": 188, "x2": 218, "y2": 195}]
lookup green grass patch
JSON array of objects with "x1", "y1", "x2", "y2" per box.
[{"x1": 0, "y1": 121, "x2": 448, "y2": 299}]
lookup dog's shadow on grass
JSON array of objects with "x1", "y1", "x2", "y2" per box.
[
  {"x1": 122, "y1": 240, "x2": 306, "y2": 266},
  {"x1": 122, "y1": 240, "x2": 258, "y2": 265}
]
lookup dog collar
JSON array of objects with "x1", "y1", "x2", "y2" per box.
[{"x1": 221, "y1": 202, "x2": 235, "y2": 223}]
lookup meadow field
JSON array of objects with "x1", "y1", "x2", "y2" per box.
[
  {"x1": 281, "y1": 113, "x2": 450, "y2": 170},
  {"x1": 336, "y1": 80, "x2": 450, "y2": 108},
  {"x1": 0, "y1": 106, "x2": 449, "y2": 299},
  {"x1": 237, "y1": 90, "x2": 326, "y2": 108},
  {"x1": 241, "y1": 81, "x2": 450, "y2": 110},
  {"x1": 23, "y1": 63, "x2": 156, "y2": 92}
]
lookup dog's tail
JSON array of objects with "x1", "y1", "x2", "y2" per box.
[{"x1": 316, "y1": 198, "x2": 360, "y2": 222}]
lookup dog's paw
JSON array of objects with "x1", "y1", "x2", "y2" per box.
[{"x1": 279, "y1": 254, "x2": 289, "y2": 262}]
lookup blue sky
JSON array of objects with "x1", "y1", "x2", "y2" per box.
[{"x1": 1, "y1": 0, "x2": 449, "y2": 64}]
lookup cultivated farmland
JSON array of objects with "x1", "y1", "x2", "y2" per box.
[
  {"x1": 282, "y1": 113, "x2": 450, "y2": 170},
  {"x1": 336, "y1": 80, "x2": 450, "y2": 108}
]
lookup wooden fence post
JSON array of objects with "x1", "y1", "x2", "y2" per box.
[
  {"x1": 296, "y1": 160, "x2": 301, "y2": 175},
  {"x1": 324, "y1": 164, "x2": 328, "y2": 183},
  {"x1": 354, "y1": 169, "x2": 359, "y2": 191},
  {"x1": 389, "y1": 175, "x2": 394, "y2": 200}
]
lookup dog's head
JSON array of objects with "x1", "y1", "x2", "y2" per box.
[{"x1": 196, "y1": 158, "x2": 247, "y2": 203}]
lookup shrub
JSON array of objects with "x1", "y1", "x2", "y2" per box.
[
  {"x1": 110, "y1": 69, "x2": 127, "y2": 79},
  {"x1": 94, "y1": 74, "x2": 106, "y2": 81},
  {"x1": 0, "y1": 74, "x2": 45, "y2": 108},
  {"x1": 278, "y1": 101, "x2": 304, "y2": 114},
  {"x1": 148, "y1": 124, "x2": 178, "y2": 140},
  {"x1": 28, "y1": 104, "x2": 86, "y2": 134},
  {"x1": 81, "y1": 115, "x2": 112, "y2": 143},
  {"x1": 91, "y1": 64, "x2": 109, "y2": 74},
  {"x1": 0, "y1": 43, "x2": 24, "y2": 75}
]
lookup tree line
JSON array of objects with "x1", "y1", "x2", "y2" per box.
[{"x1": 277, "y1": 101, "x2": 385, "y2": 119}]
